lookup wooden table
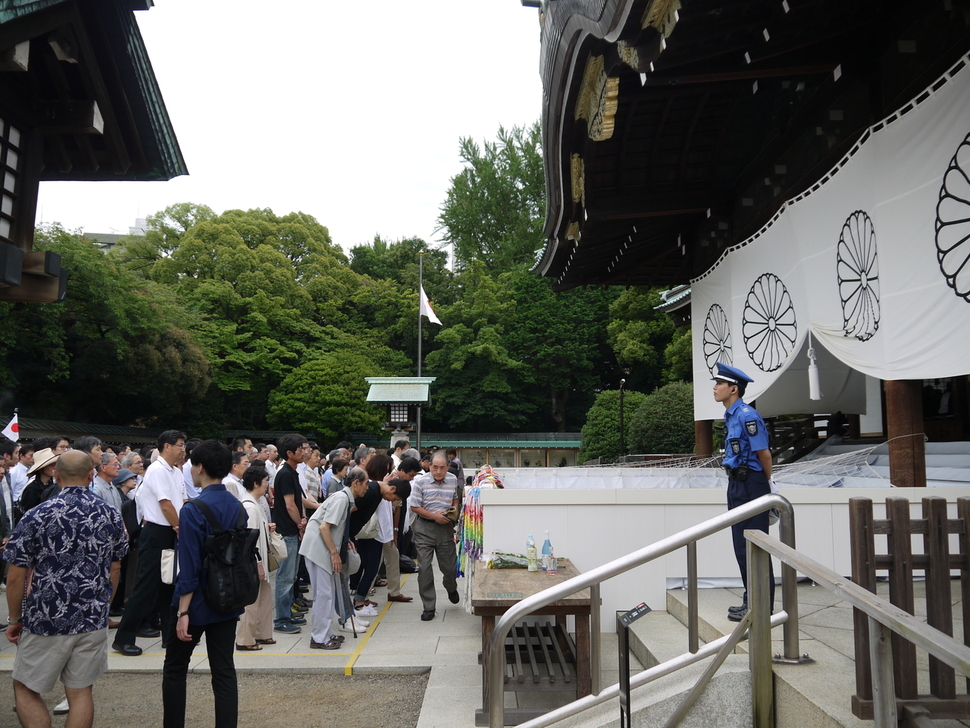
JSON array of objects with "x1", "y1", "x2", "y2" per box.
[{"x1": 471, "y1": 559, "x2": 592, "y2": 726}]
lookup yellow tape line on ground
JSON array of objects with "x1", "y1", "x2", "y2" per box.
[{"x1": 343, "y1": 573, "x2": 411, "y2": 676}]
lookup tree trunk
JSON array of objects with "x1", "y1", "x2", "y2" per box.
[{"x1": 550, "y1": 387, "x2": 569, "y2": 432}]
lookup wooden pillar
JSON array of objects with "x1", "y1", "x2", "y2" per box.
[
  {"x1": 848, "y1": 414, "x2": 861, "y2": 439},
  {"x1": 695, "y1": 420, "x2": 713, "y2": 458},
  {"x1": 885, "y1": 380, "x2": 926, "y2": 488}
]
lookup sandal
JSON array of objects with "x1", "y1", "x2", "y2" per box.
[
  {"x1": 255, "y1": 638, "x2": 276, "y2": 645},
  {"x1": 236, "y1": 644, "x2": 262, "y2": 651},
  {"x1": 375, "y1": 578, "x2": 388, "y2": 587}
]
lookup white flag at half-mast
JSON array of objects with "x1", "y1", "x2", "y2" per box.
[{"x1": 419, "y1": 286, "x2": 442, "y2": 325}]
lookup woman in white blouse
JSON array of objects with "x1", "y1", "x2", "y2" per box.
[{"x1": 236, "y1": 465, "x2": 275, "y2": 650}]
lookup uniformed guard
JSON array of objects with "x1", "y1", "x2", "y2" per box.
[{"x1": 712, "y1": 362, "x2": 774, "y2": 621}]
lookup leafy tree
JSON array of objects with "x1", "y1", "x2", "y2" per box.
[
  {"x1": 267, "y1": 351, "x2": 388, "y2": 440},
  {"x1": 437, "y1": 122, "x2": 544, "y2": 273},
  {"x1": 109, "y1": 202, "x2": 216, "y2": 278},
  {"x1": 607, "y1": 288, "x2": 678, "y2": 392},
  {"x1": 349, "y1": 236, "x2": 451, "y2": 297},
  {"x1": 0, "y1": 225, "x2": 211, "y2": 425},
  {"x1": 505, "y1": 271, "x2": 619, "y2": 431},
  {"x1": 628, "y1": 382, "x2": 695, "y2": 454},
  {"x1": 423, "y1": 261, "x2": 530, "y2": 431},
  {"x1": 576, "y1": 389, "x2": 648, "y2": 463},
  {"x1": 663, "y1": 328, "x2": 693, "y2": 383}
]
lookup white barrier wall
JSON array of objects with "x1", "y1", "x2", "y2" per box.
[{"x1": 479, "y1": 486, "x2": 970, "y2": 632}]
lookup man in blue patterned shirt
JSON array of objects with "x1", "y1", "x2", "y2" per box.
[{"x1": 3, "y1": 449, "x2": 128, "y2": 728}]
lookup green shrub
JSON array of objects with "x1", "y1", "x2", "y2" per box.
[
  {"x1": 629, "y1": 382, "x2": 695, "y2": 455},
  {"x1": 577, "y1": 389, "x2": 648, "y2": 464}
]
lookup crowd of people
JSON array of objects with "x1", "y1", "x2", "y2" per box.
[{"x1": 0, "y1": 432, "x2": 467, "y2": 728}]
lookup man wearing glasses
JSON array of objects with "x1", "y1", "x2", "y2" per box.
[{"x1": 113, "y1": 430, "x2": 187, "y2": 656}]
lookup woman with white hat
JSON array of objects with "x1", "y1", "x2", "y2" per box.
[{"x1": 16, "y1": 448, "x2": 58, "y2": 514}]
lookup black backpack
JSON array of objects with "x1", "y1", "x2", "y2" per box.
[{"x1": 187, "y1": 499, "x2": 260, "y2": 612}]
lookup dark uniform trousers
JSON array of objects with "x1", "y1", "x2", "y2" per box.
[{"x1": 727, "y1": 469, "x2": 775, "y2": 609}]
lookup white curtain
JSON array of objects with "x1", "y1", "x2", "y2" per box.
[{"x1": 692, "y1": 55, "x2": 970, "y2": 420}]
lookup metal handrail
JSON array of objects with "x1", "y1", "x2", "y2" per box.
[
  {"x1": 487, "y1": 493, "x2": 798, "y2": 728},
  {"x1": 746, "y1": 530, "x2": 970, "y2": 728}
]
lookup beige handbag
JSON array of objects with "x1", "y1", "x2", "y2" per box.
[
  {"x1": 355, "y1": 510, "x2": 380, "y2": 540},
  {"x1": 267, "y1": 531, "x2": 287, "y2": 572},
  {"x1": 160, "y1": 548, "x2": 178, "y2": 585}
]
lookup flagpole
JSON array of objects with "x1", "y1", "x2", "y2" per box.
[{"x1": 416, "y1": 252, "x2": 423, "y2": 452}]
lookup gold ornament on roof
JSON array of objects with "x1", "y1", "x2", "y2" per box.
[
  {"x1": 570, "y1": 154, "x2": 585, "y2": 206},
  {"x1": 575, "y1": 55, "x2": 619, "y2": 142}
]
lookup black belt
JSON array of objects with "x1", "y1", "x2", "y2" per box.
[{"x1": 724, "y1": 465, "x2": 749, "y2": 481}]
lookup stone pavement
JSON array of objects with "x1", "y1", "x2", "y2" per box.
[{"x1": 0, "y1": 573, "x2": 637, "y2": 728}]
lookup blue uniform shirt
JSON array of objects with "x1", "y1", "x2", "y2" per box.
[{"x1": 723, "y1": 399, "x2": 769, "y2": 470}]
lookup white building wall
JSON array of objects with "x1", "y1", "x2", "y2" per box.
[{"x1": 479, "y1": 486, "x2": 968, "y2": 632}]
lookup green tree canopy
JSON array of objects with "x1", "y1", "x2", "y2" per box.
[
  {"x1": 109, "y1": 202, "x2": 216, "y2": 278},
  {"x1": 424, "y1": 261, "x2": 530, "y2": 431},
  {"x1": 607, "y1": 288, "x2": 678, "y2": 392},
  {"x1": 267, "y1": 350, "x2": 387, "y2": 440},
  {"x1": 1, "y1": 225, "x2": 211, "y2": 425},
  {"x1": 576, "y1": 389, "x2": 648, "y2": 463},
  {"x1": 505, "y1": 271, "x2": 619, "y2": 431},
  {"x1": 628, "y1": 382, "x2": 695, "y2": 455},
  {"x1": 436, "y1": 122, "x2": 544, "y2": 273}
]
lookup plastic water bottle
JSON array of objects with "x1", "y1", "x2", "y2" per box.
[
  {"x1": 547, "y1": 546, "x2": 557, "y2": 574},
  {"x1": 526, "y1": 534, "x2": 538, "y2": 572},
  {"x1": 541, "y1": 530, "x2": 552, "y2": 571}
]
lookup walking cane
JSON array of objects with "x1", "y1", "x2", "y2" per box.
[{"x1": 337, "y1": 572, "x2": 359, "y2": 638}]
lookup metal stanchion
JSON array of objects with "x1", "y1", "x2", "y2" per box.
[{"x1": 617, "y1": 603, "x2": 651, "y2": 728}]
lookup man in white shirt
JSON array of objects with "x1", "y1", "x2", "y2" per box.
[
  {"x1": 390, "y1": 440, "x2": 409, "y2": 469},
  {"x1": 222, "y1": 451, "x2": 248, "y2": 500},
  {"x1": 182, "y1": 438, "x2": 202, "y2": 499},
  {"x1": 260, "y1": 444, "x2": 278, "y2": 487},
  {"x1": 113, "y1": 430, "x2": 187, "y2": 657},
  {"x1": 9, "y1": 444, "x2": 32, "y2": 503}
]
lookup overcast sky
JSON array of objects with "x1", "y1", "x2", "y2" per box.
[{"x1": 34, "y1": 1, "x2": 543, "y2": 253}]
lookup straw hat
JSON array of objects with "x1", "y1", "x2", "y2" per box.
[{"x1": 27, "y1": 448, "x2": 58, "y2": 476}]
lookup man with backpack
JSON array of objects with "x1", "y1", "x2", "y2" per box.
[{"x1": 163, "y1": 440, "x2": 251, "y2": 728}]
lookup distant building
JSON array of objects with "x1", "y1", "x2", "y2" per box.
[{"x1": 85, "y1": 218, "x2": 147, "y2": 253}]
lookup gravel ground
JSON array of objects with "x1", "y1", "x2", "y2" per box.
[{"x1": 0, "y1": 671, "x2": 429, "y2": 728}]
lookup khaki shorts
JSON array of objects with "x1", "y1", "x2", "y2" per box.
[{"x1": 12, "y1": 627, "x2": 108, "y2": 693}]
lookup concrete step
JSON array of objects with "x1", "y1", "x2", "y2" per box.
[
  {"x1": 535, "y1": 607, "x2": 751, "y2": 728},
  {"x1": 546, "y1": 656, "x2": 752, "y2": 728},
  {"x1": 663, "y1": 586, "x2": 970, "y2": 728}
]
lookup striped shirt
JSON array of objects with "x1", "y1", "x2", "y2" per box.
[{"x1": 410, "y1": 472, "x2": 458, "y2": 514}]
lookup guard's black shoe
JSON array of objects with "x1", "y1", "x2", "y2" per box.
[
  {"x1": 421, "y1": 610, "x2": 436, "y2": 621},
  {"x1": 135, "y1": 627, "x2": 160, "y2": 638},
  {"x1": 727, "y1": 606, "x2": 748, "y2": 622},
  {"x1": 727, "y1": 603, "x2": 747, "y2": 615},
  {"x1": 448, "y1": 590, "x2": 460, "y2": 604}
]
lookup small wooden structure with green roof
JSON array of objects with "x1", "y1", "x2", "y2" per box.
[{"x1": 365, "y1": 376, "x2": 437, "y2": 436}]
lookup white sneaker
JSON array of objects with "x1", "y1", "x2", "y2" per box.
[
  {"x1": 53, "y1": 698, "x2": 69, "y2": 715},
  {"x1": 338, "y1": 619, "x2": 369, "y2": 633},
  {"x1": 354, "y1": 605, "x2": 378, "y2": 617}
]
